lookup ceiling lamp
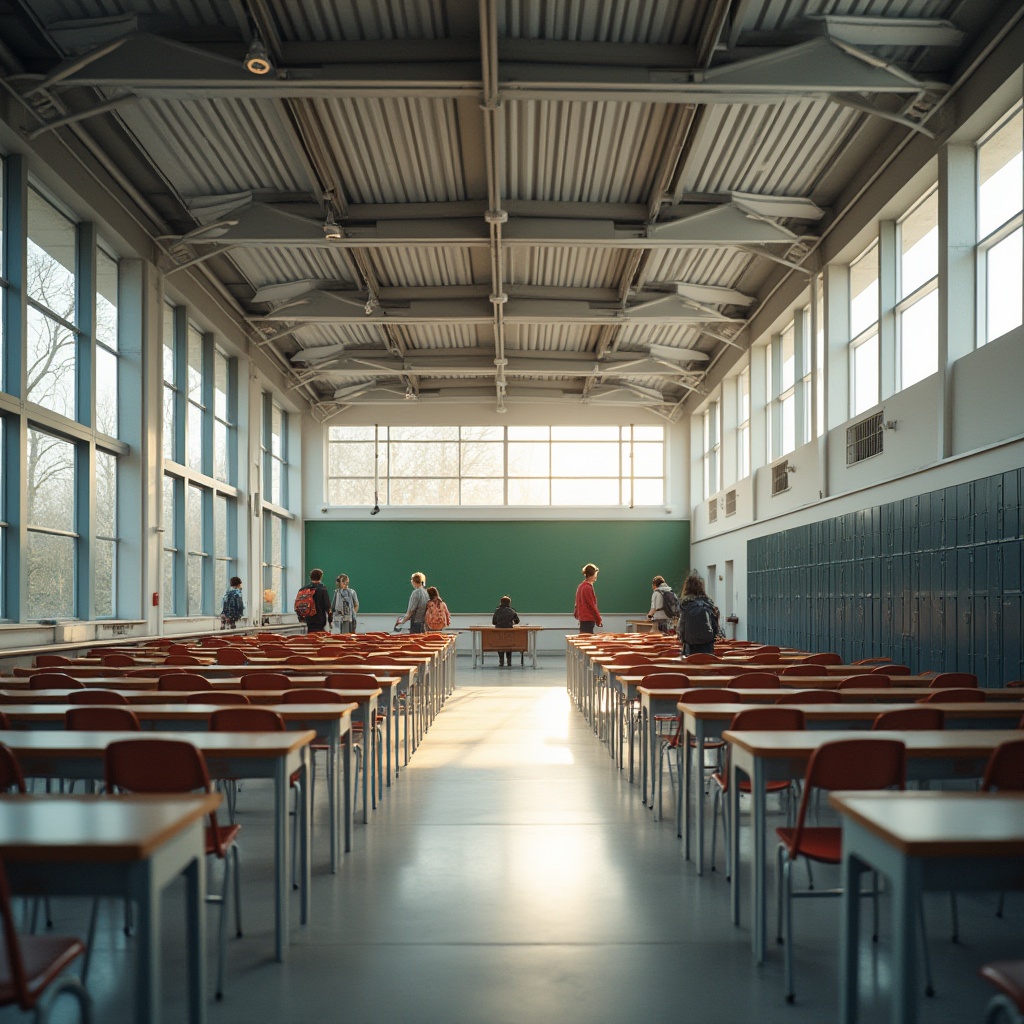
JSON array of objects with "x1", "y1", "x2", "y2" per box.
[
  {"x1": 323, "y1": 211, "x2": 342, "y2": 240},
  {"x1": 244, "y1": 38, "x2": 273, "y2": 75}
]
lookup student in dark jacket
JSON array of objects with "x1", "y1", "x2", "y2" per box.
[
  {"x1": 303, "y1": 568, "x2": 332, "y2": 633},
  {"x1": 492, "y1": 595, "x2": 520, "y2": 667}
]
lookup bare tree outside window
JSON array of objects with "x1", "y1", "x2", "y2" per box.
[{"x1": 26, "y1": 428, "x2": 76, "y2": 619}]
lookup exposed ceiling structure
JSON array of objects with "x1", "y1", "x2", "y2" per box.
[{"x1": 0, "y1": 0, "x2": 1016, "y2": 421}]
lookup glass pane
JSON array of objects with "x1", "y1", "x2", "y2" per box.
[
  {"x1": 328, "y1": 425, "x2": 375, "y2": 441},
  {"x1": 163, "y1": 474, "x2": 175, "y2": 539},
  {"x1": 329, "y1": 441, "x2": 376, "y2": 477},
  {"x1": 186, "y1": 484, "x2": 203, "y2": 553},
  {"x1": 632, "y1": 478, "x2": 664, "y2": 505},
  {"x1": 271, "y1": 459, "x2": 281, "y2": 504},
  {"x1": 460, "y1": 441, "x2": 503, "y2": 476},
  {"x1": 187, "y1": 402, "x2": 203, "y2": 472},
  {"x1": 187, "y1": 326, "x2": 203, "y2": 400},
  {"x1": 163, "y1": 305, "x2": 175, "y2": 382},
  {"x1": 781, "y1": 324, "x2": 795, "y2": 392},
  {"x1": 26, "y1": 308, "x2": 76, "y2": 417},
  {"x1": 460, "y1": 478, "x2": 504, "y2": 505},
  {"x1": 214, "y1": 420, "x2": 228, "y2": 482},
  {"x1": 214, "y1": 494, "x2": 227, "y2": 559},
  {"x1": 163, "y1": 546, "x2": 176, "y2": 615},
  {"x1": 900, "y1": 191, "x2": 938, "y2": 297},
  {"x1": 978, "y1": 109, "x2": 1023, "y2": 239},
  {"x1": 551, "y1": 442, "x2": 618, "y2": 476},
  {"x1": 389, "y1": 478, "x2": 460, "y2": 504},
  {"x1": 900, "y1": 291, "x2": 939, "y2": 388},
  {"x1": 271, "y1": 405, "x2": 283, "y2": 457},
  {"x1": 850, "y1": 244, "x2": 879, "y2": 336},
  {"x1": 627, "y1": 442, "x2": 664, "y2": 476},
  {"x1": 214, "y1": 351, "x2": 228, "y2": 419},
  {"x1": 389, "y1": 426, "x2": 458, "y2": 441},
  {"x1": 187, "y1": 554, "x2": 203, "y2": 615},
  {"x1": 94, "y1": 451, "x2": 116, "y2": 538},
  {"x1": 508, "y1": 426, "x2": 548, "y2": 441},
  {"x1": 461, "y1": 426, "x2": 503, "y2": 441},
  {"x1": 26, "y1": 429, "x2": 75, "y2": 532},
  {"x1": 163, "y1": 385, "x2": 175, "y2": 462},
  {"x1": 327, "y1": 478, "x2": 375, "y2": 506},
  {"x1": 94, "y1": 538, "x2": 114, "y2": 618},
  {"x1": 631, "y1": 425, "x2": 662, "y2": 441},
  {"x1": 781, "y1": 394, "x2": 795, "y2": 455},
  {"x1": 27, "y1": 532, "x2": 75, "y2": 619},
  {"x1": 738, "y1": 424, "x2": 750, "y2": 479},
  {"x1": 388, "y1": 442, "x2": 459, "y2": 477},
  {"x1": 27, "y1": 190, "x2": 76, "y2": 314},
  {"x1": 270, "y1": 515, "x2": 282, "y2": 565},
  {"x1": 508, "y1": 443, "x2": 549, "y2": 475},
  {"x1": 264, "y1": 566, "x2": 282, "y2": 612},
  {"x1": 987, "y1": 227, "x2": 1023, "y2": 343},
  {"x1": 96, "y1": 346, "x2": 118, "y2": 436},
  {"x1": 852, "y1": 334, "x2": 879, "y2": 416},
  {"x1": 739, "y1": 368, "x2": 750, "y2": 422},
  {"x1": 96, "y1": 249, "x2": 118, "y2": 351},
  {"x1": 551, "y1": 426, "x2": 618, "y2": 441},
  {"x1": 551, "y1": 479, "x2": 619, "y2": 504},
  {"x1": 508, "y1": 478, "x2": 549, "y2": 504}
]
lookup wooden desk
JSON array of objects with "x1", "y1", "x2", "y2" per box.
[
  {"x1": 0, "y1": 729, "x2": 313, "y2": 962},
  {"x1": 626, "y1": 619, "x2": 660, "y2": 633},
  {"x1": 723, "y1": 728, "x2": 1023, "y2": 965},
  {"x1": 677, "y1": 701, "x2": 1024, "y2": 877},
  {"x1": 469, "y1": 625, "x2": 544, "y2": 669},
  {"x1": 0, "y1": 793, "x2": 217, "y2": 1024},
  {"x1": 832, "y1": 792, "x2": 1024, "y2": 1024}
]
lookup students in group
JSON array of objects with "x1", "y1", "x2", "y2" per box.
[
  {"x1": 331, "y1": 574, "x2": 359, "y2": 633},
  {"x1": 677, "y1": 572, "x2": 719, "y2": 656},
  {"x1": 647, "y1": 575, "x2": 678, "y2": 633},
  {"x1": 424, "y1": 586, "x2": 451, "y2": 632},
  {"x1": 492, "y1": 596, "x2": 521, "y2": 667},
  {"x1": 396, "y1": 571, "x2": 429, "y2": 633},
  {"x1": 574, "y1": 563, "x2": 602, "y2": 634},
  {"x1": 296, "y1": 568, "x2": 332, "y2": 633},
  {"x1": 220, "y1": 576, "x2": 244, "y2": 629}
]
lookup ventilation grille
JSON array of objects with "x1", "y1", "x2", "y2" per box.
[
  {"x1": 847, "y1": 411, "x2": 884, "y2": 465},
  {"x1": 708, "y1": 499, "x2": 718, "y2": 524},
  {"x1": 725, "y1": 489, "x2": 737, "y2": 516},
  {"x1": 771, "y1": 461, "x2": 791, "y2": 496}
]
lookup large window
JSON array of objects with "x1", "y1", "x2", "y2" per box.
[
  {"x1": 26, "y1": 428, "x2": 76, "y2": 619},
  {"x1": 897, "y1": 189, "x2": 939, "y2": 388},
  {"x1": 702, "y1": 405, "x2": 719, "y2": 498},
  {"x1": 213, "y1": 350, "x2": 233, "y2": 483},
  {"x1": 186, "y1": 325, "x2": 205, "y2": 473},
  {"x1": 978, "y1": 105, "x2": 1023, "y2": 344},
  {"x1": 95, "y1": 247, "x2": 119, "y2": 436},
  {"x1": 162, "y1": 473, "x2": 179, "y2": 616},
  {"x1": 265, "y1": 400, "x2": 287, "y2": 506},
  {"x1": 326, "y1": 425, "x2": 665, "y2": 507},
  {"x1": 186, "y1": 483, "x2": 205, "y2": 615},
  {"x1": 262, "y1": 513, "x2": 285, "y2": 613},
  {"x1": 162, "y1": 304, "x2": 177, "y2": 461},
  {"x1": 94, "y1": 449, "x2": 117, "y2": 617},
  {"x1": 849, "y1": 242, "x2": 880, "y2": 415},
  {"x1": 736, "y1": 367, "x2": 750, "y2": 480}
]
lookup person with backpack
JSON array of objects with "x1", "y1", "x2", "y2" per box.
[
  {"x1": 678, "y1": 572, "x2": 720, "y2": 656},
  {"x1": 331, "y1": 574, "x2": 359, "y2": 634},
  {"x1": 423, "y1": 586, "x2": 450, "y2": 632},
  {"x1": 395, "y1": 571, "x2": 429, "y2": 633},
  {"x1": 295, "y1": 568, "x2": 331, "y2": 633},
  {"x1": 491, "y1": 595, "x2": 521, "y2": 666},
  {"x1": 647, "y1": 575, "x2": 679, "y2": 634},
  {"x1": 220, "y1": 576, "x2": 244, "y2": 629}
]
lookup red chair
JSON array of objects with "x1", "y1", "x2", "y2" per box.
[
  {"x1": 729, "y1": 672, "x2": 780, "y2": 689},
  {"x1": 780, "y1": 665, "x2": 822, "y2": 677},
  {"x1": 745, "y1": 652, "x2": 782, "y2": 664},
  {"x1": 29, "y1": 674, "x2": 84, "y2": 690},
  {"x1": 683, "y1": 653, "x2": 720, "y2": 665},
  {"x1": 34, "y1": 654, "x2": 71, "y2": 667},
  {"x1": 837, "y1": 674, "x2": 887, "y2": 689},
  {"x1": 68, "y1": 690, "x2": 129, "y2": 705},
  {"x1": 163, "y1": 654, "x2": 199, "y2": 666},
  {"x1": 284, "y1": 656, "x2": 316, "y2": 666},
  {"x1": 872, "y1": 707, "x2": 944, "y2": 730},
  {"x1": 982, "y1": 738, "x2": 1024, "y2": 791},
  {"x1": 101, "y1": 654, "x2": 135, "y2": 668},
  {"x1": 216, "y1": 648, "x2": 248, "y2": 666},
  {"x1": 0, "y1": 712, "x2": 9, "y2": 730},
  {"x1": 241, "y1": 673, "x2": 291, "y2": 691},
  {"x1": 775, "y1": 690, "x2": 839, "y2": 704},
  {"x1": 979, "y1": 960, "x2": 1024, "y2": 1024},
  {"x1": 918, "y1": 688, "x2": 985, "y2": 704},
  {"x1": 929, "y1": 672, "x2": 978, "y2": 688},
  {"x1": 776, "y1": 738, "x2": 907, "y2": 1003},
  {"x1": 185, "y1": 692, "x2": 250, "y2": 705},
  {"x1": 801, "y1": 653, "x2": 841, "y2": 666},
  {"x1": 0, "y1": 742, "x2": 24, "y2": 792},
  {"x1": 853, "y1": 657, "x2": 894, "y2": 665},
  {"x1": 65, "y1": 707, "x2": 140, "y2": 732},
  {"x1": 710, "y1": 707, "x2": 806, "y2": 875},
  {"x1": 157, "y1": 673, "x2": 213, "y2": 692},
  {"x1": 324, "y1": 673, "x2": 381, "y2": 689},
  {"x1": 165, "y1": 644, "x2": 191, "y2": 656},
  {"x1": 104, "y1": 738, "x2": 241, "y2": 1001},
  {"x1": 876, "y1": 664, "x2": 911, "y2": 675}
]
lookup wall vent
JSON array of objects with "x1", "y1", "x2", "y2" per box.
[
  {"x1": 725, "y1": 489, "x2": 737, "y2": 516},
  {"x1": 708, "y1": 499, "x2": 718, "y2": 524},
  {"x1": 847, "y1": 410, "x2": 884, "y2": 465},
  {"x1": 771, "y1": 460, "x2": 791, "y2": 496}
]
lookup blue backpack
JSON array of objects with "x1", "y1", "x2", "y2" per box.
[{"x1": 223, "y1": 588, "x2": 243, "y2": 620}]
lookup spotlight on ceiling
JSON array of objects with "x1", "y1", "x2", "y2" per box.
[
  {"x1": 323, "y1": 211, "x2": 342, "y2": 240},
  {"x1": 244, "y1": 38, "x2": 273, "y2": 75}
]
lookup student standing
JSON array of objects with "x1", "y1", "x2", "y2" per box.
[
  {"x1": 396, "y1": 571, "x2": 429, "y2": 633},
  {"x1": 678, "y1": 573, "x2": 719, "y2": 656},
  {"x1": 331, "y1": 574, "x2": 359, "y2": 633},
  {"x1": 220, "y1": 576, "x2": 244, "y2": 629},
  {"x1": 297, "y1": 568, "x2": 332, "y2": 633},
  {"x1": 423, "y1": 586, "x2": 451, "y2": 632},
  {"x1": 574, "y1": 563, "x2": 602, "y2": 634},
  {"x1": 647, "y1": 575, "x2": 677, "y2": 634},
  {"x1": 492, "y1": 595, "x2": 520, "y2": 666}
]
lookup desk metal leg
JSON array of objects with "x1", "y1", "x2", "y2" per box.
[
  {"x1": 274, "y1": 766, "x2": 288, "y2": 961},
  {"x1": 730, "y1": 756, "x2": 741, "y2": 926},
  {"x1": 137, "y1": 867, "x2": 161, "y2": 1024},
  {"x1": 184, "y1": 853, "x2": 206, "y2": 1024},
  {"x1": 327, "y1": 736, "x2": 338, "y2": 871},
  {"x1": 342, "y1": 733, "x2": 353, "y2": 853},
  {"x1": 840, "y1": 851, "x2": 867, "y2": 1024},
  {"x1": 752, "y1": 761, "x2": 767, "y2": 963},
  {"x1": 299, "y1": 752, "x2": 310, "y2": 926}
]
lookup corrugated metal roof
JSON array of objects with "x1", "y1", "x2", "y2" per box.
[
  {"x1": 362, "y1": 247, "x2": 478, "y2": 288},
  {"x1": 506, "y1": 246, "x2": 631, "y2": 290},
  {"x1": 499, "y1": 1, "x2": 707, "y2": 43}
]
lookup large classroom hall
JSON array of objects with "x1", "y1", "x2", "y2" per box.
[{"x1": 0, "y1": 2, "x2": 1022, "y2": 1023}]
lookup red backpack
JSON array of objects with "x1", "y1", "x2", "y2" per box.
[{"x1": 294, "y1": 585, "x2": 318, "y2": 619}]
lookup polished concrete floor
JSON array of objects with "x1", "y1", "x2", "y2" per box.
[{"x1": 27, "y1": 659, "x2": 1019, "y2": 1023}]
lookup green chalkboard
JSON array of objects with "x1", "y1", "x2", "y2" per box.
[{"x1": 303, "y1": 519, "x2": 690, "y2": 615}]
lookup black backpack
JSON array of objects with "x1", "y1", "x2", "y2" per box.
[
  {"x1": 680, "y1": 598, "x2": 715, "y2": 644},
  {"x1": 661, "y1": 588, "x2": 680, "y2": 620}
]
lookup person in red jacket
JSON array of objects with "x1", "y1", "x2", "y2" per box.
[{"x1": 574, "y1": 563, "x2": 602, "y2": 634}]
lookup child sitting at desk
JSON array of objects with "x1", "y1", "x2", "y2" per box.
[{"x1": 491, "y1": 596, "x2": 521, "y2": 667}]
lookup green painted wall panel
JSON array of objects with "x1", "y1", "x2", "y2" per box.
[{"x1": 303, "y1": 519, "x2": 690, "y2": 615}]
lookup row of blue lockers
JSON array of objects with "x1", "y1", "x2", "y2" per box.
[{"x1": 747, "y1": 467, "x2": 1024, "y2": 684}]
